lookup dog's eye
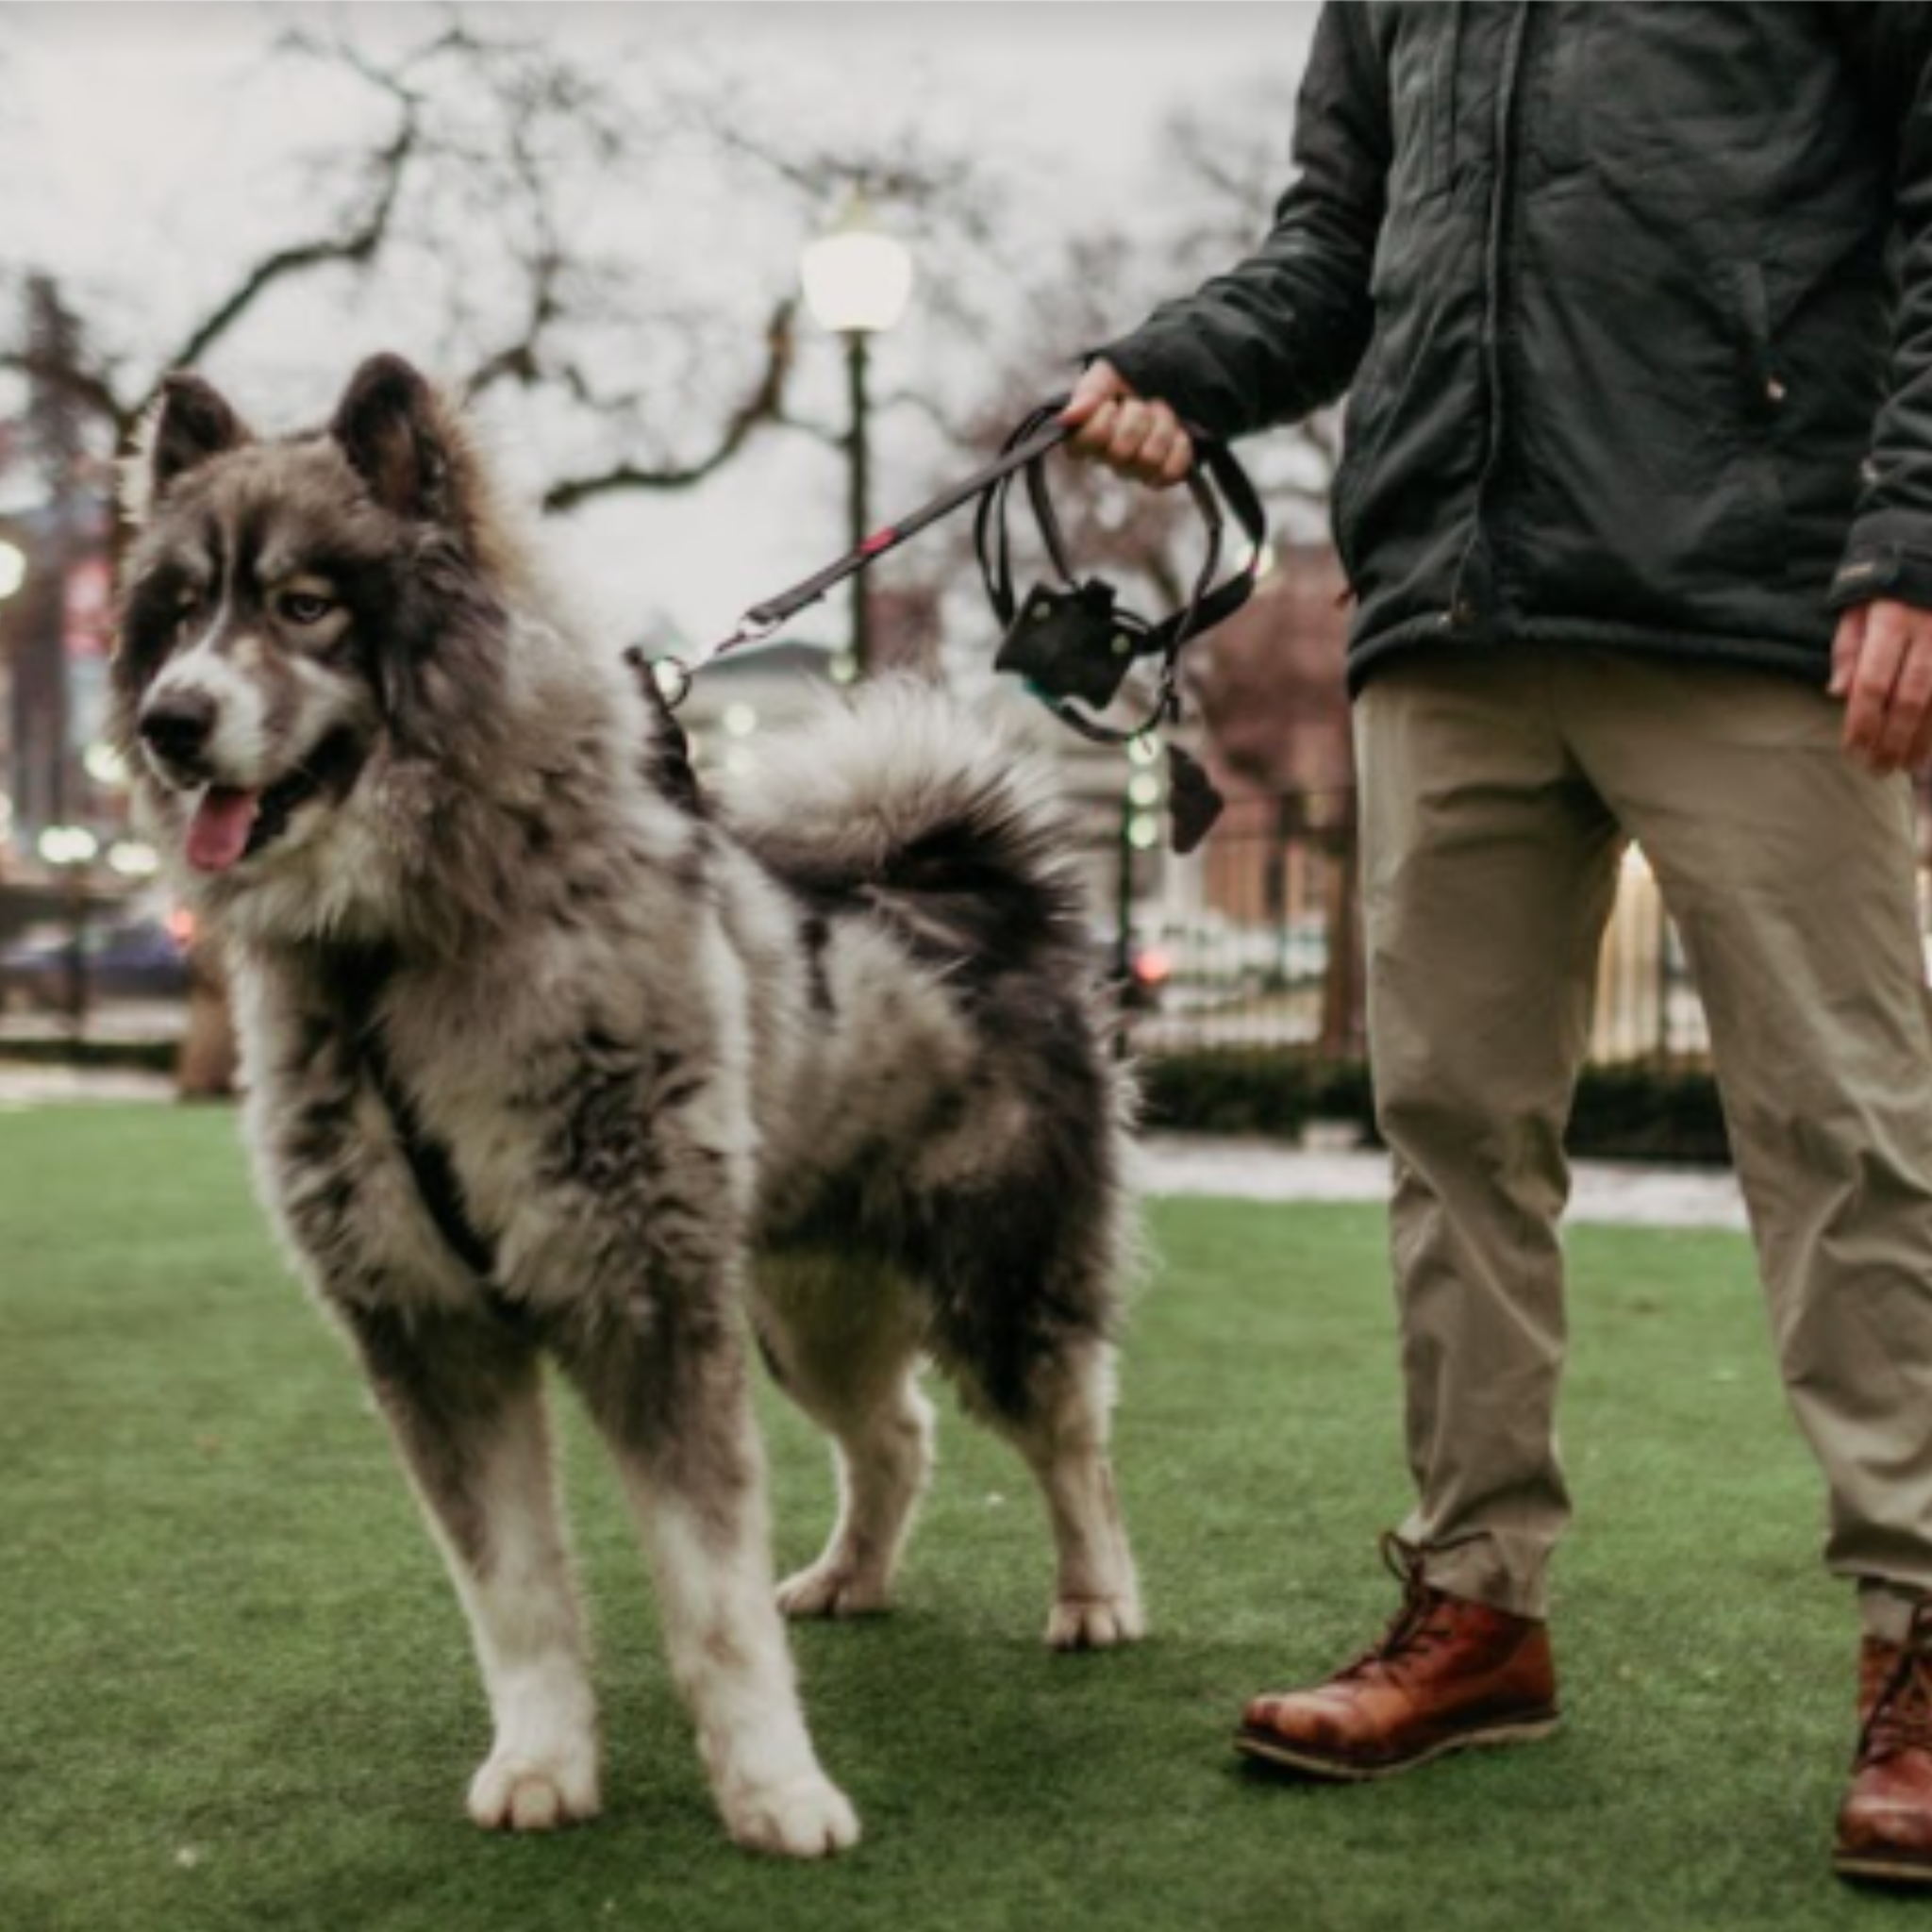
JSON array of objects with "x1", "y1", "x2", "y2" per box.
[{"x1": 278, "y1": 591, "x2": 337, "y2": 626}]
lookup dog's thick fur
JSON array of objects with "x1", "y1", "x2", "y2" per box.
[{"x1": 111, "y1": 356, "x2": 1141, "y2": 1858}]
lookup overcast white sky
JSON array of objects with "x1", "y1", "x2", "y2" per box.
[{"x1": 2, "y1": 2, "x2": 1322, "y2": 648}]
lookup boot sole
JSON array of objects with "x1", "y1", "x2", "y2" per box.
[
  {"x1": 1834, "y1": 1848, "x2": 1932, "y2": 1888},
  {"x1": 1234, "y1": 1710, "x2": 1560, "y2": 1782}
]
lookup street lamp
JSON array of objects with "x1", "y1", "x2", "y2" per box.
[{"x1": 800, "y1": 194, "x2": 913, "y2": 679}]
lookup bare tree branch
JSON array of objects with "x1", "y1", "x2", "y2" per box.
[
  {"x1": 540, "y1": 300, "x2": 798, "y2": 513},
  {"x1": 0, "y1": 347, "x2": 125, "y2": 430},
  {"x1": 142, "y1": 121, "x2": 420, "y2": 408},
  {"x1": 460, "y1": 250, "x2": 566, "y2": 398},
  {"x1": 2, "y1": 13, "x2": 1004, "y2": 541}
]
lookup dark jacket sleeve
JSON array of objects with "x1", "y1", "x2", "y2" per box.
[
  {"x1": 1831, "y1": 3, "x2": 1932, "y2": 610},
  {"x1": 1095, "y1": 2, "x2": 1391, "y2": 442}
]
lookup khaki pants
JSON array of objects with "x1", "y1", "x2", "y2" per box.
[{"x1": 1357, "y1": 649, "x2": 1932, "y2": 1640}]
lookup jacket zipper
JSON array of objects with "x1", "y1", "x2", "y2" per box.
[{"x1": 1447, "y1": 0, "x2": 1534, "y2": 632}]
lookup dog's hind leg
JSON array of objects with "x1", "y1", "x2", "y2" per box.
[
  {"x1": 986, "y1": 1334, "x2": 1145, "y2": 1652},
  {"x1": 921, "y1": 1167, "x2": 1145, "y2": 1651},
  {"x1": 342, "y1": 1304, "x2": 600, "y2": 1831},
  {"x1": 753, "y1": 1257, "x2": 934, "y2": 1620},
  {"x1": 557, "y1": 1310, "x2": 859, "y2": 1859}
]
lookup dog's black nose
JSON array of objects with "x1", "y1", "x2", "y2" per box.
[{"x1": 139, "y1": 690, "x2": 218, "y2": 766}]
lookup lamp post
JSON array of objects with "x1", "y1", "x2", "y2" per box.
[{"x1": 800, "y1": 195, "x2": 913, "y2": 679}]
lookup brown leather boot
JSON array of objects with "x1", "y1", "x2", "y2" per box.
[
  {"x1": 1236, "y1": 1535, "x2": 1559, "y2": 1780},
  {"x1": 1835, "y1": 1603, "x2": 1932, "y2": 1885}
]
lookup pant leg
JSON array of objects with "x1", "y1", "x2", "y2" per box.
[
  {"x1": 1555, "y1": 651, "x2": 1932, "y2": 1639},
  {"x1": 1357, "y1": 655, "x2": 1624, "y2": 1619}
]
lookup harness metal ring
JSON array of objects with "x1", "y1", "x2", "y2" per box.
[{"x1": 652, "y1": 656, "x2": 695, "y2": 710}]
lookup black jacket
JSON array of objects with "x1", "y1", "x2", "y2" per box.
[{"x1": 1102, "y1": 3, "x2": 1932, "y2": 693}]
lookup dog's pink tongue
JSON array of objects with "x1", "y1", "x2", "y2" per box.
[{"x1": 187, "y1": 787, "x2": 261, "y2": 874}]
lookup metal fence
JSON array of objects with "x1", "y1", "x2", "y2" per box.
[
  {"x1": 1117, "y1": 788, "x2": 1716, "y2": 1065},
  {"x1": 3, "y1": 788, "x2": 1845, "y2": 1071}
]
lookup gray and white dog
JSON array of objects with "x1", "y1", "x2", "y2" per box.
[{"x1": 111, "y1": 356, "x2": 1142, "y2": 1859}]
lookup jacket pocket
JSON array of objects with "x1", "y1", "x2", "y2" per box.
[{"x1": 1331, "y1": 343, "x2": 1396, "y2": 584}]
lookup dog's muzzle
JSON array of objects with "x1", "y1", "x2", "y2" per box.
[{"x1": 159, "y1": 726, "x2": 364, "y2": 875}]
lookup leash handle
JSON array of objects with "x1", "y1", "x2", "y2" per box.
[
  {"x1": 976, "y1": 399, "x2": 1266, "y2": 718},
  {"x1": 975, "y1": 401, "x2": 1265, "y2": 646}
]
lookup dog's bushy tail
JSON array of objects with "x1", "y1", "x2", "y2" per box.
[{"x1": 718, "y1": 678, "x2": 1091, "y2": 970}]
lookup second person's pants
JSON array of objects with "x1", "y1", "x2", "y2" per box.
[{"x1": 1356, "y1": 647, "x2": 1932, "y2": 1639}]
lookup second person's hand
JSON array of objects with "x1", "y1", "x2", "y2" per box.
[{"x1": 1060, "y1": 361, "x2": 1195, "y2": 489}]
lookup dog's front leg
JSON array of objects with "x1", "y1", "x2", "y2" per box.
[
  {"x1": 341, "y1": 1302, "x2": 600, "y2": 1830},
  {"x1": 556, "y1": 1303, "x2": 859, "y2": 1859}
]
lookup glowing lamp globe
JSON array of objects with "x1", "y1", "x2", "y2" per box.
[{"x1": 801, "y1": 217, "x2": 914, "y2": 337}]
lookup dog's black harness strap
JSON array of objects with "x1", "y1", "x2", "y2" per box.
[
  {"x1": 623, "y1": 645, "x2": 705, "y2": 816},
  {"x1": 357, "y1": 1015, "x2": 500, "y2": 1284}
]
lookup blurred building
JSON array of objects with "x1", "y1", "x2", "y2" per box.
[
  {"x1": 0, "y1": 494, "x2": 123, "y2": 877},
  {"x1": 1, "y1": 280, "x2": 134, "y2": 890}
]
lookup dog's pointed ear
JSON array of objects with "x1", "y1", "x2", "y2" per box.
[
  {"x1": 330, "y1": 354, "x2": 460, "y2": 525},
  {"x1": 122, "y1": 374, "x2": 252, "y2": 525}
]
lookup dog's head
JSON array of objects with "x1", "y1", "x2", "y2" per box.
[{"x1": 114, "y1": 355, "x2": 507, "y2": 941}]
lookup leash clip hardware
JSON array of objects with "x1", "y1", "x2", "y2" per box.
[{"x1": 656, "y1": 613, "x2": 782, "y2": 711}]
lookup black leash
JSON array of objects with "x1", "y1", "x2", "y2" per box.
[
  {"x1": 658, "y1": 396, "x2": 1267, "y2": 854},
  {"x1": 975, "y1": 400, "x2": 1267, "y2": 851},
  {"x1": 654, "y1": 412, "x2": 1075, "y2": 704}
]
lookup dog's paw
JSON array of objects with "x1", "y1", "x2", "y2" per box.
[
  {"x1": 467, "y1": 1748, "x2": 601, "y2": 1832},
  {"x1": 1046, "y1": 1594, "x2": 1146, "y2": 1651},
  {"x1": 723, "y1": 1773, "x2": 861, "y2": 1859},
  {"x1": 776, "y1": 1558, "x2": 892, "y2": 1620}
]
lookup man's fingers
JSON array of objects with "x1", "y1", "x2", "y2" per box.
[
  {"x1": 1874, "y1": 640, "x2": 1932, "y2": 770},
  {"x1": 1132, "y1": 415, "x2": 1197, "y2": 488},
  {"x1": 1842, "y1": 601, "x2": 1911, "y2": 768},
  {"x1": 1830, "y1": 604, "x2": 1869, "y2": 698},
  {"x1": 1061, "y1": 360, "x2": 1129, "y2": 428},
  {"x1": 1135, "y1": 415, "x2": 1178, "y2": 476},
  {"x1": 1066, "y1": 397, "x2": 1121, "y2": 460},
  {"x1": 1107, "y1": 399, "x2": 1159, "y2": 469},
  {"x1": 1058, "y1": 368, "x2": 1192, "y2": 488}
]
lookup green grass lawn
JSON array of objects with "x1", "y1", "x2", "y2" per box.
[{"x1": 0, "y1": 1104, "x2": 1918, "y2": 1932}]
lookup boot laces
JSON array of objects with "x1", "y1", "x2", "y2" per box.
[
  {"x1": 1336, "y1": 1533, "x2": 1460, "y2": 1683},
  {"x1": 1859, "y1": 1602, "x2": 1932, "y2": 1766}
]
